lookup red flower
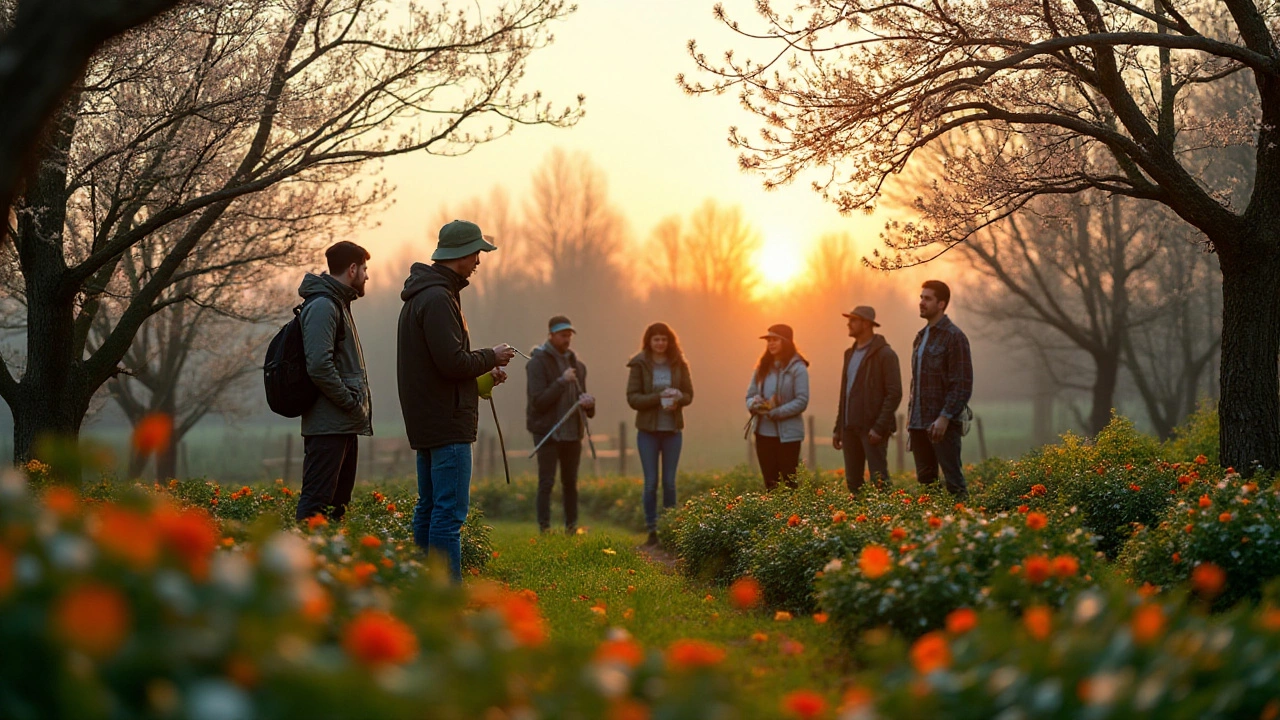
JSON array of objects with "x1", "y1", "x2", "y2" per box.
[
  {"x1": 360, "y1": 535, "x2": 382, "y2": 549},
  {"x1": 787, "y1": 514, "x2": 801, "y2": 527},
  {"x1": 729, "y1": 577, "x2": 762, "y2": 609},
  {"x1": 595, "y1": 638, "x2": 645, "y2": 667},
  {"x1": 927, "y1": 516, "x2": 943, "y2": 528},
  {"x1": 945, "y1": 608, "x2": 978, "y2": 635},
  {"x1": 890, "y1": 527, "x2": 907, "y2": 541},
  {"x1": 1024, "y1": 555, "x2": 1051, "y2": 584},
  {"x1": 54, "y1": 583, "x2": 131, "y2": 658},
  {"x1": 1131, "y1": 604, "x2": 1165, "y2": 645},
  {"x1": 154, "y1": 505, "x2": 220, "y2": 580},
  {"x1": 1025, "y1": 512, "x2": 1048, "y2": 530},
  {"x1": 909, "y1": 631, "x2": 951, "y2": 674},
  {"x1": 1051, "y1": 555, "x2": 1079, "y2": 578},
  {"x1": 1023, "y1": 606, "x2": 1052, "y2": 640},
  {"x1": 1192, "y1": 563, "x2": 1226, "y2": 598},
  {"x1": 1199, "y1": 494, "x2": 1212, "y2": 508},
  {"x1": 342, "y1": 610, "x2": 419, "y2": 667},
  {"x1": 132, "y1": 413, "x2": 173, "y2": 457},
  {"x1": 781, "y1": 690, "x2": 828, "y2": 720},
  {"x1": 859, "y1": 545, "x2": 892, "y2": 579},
  {"x1": 1218, "y1": 512, "x2": 1232, "y2": 523},
  {"x1": 666, "y1": 639, "x2": 726, "y2": 669}
]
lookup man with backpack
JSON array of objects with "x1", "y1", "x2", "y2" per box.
[
  {"x1": 398, "y1": 220, "x2": 515, "y2": 582},
  {"x1": 293, "y1": 241, "x2": 373, "y2": 524}
]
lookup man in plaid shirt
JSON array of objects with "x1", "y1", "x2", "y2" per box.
[{"x1": 907, "y1": 280, "x2": 973, "y2": 498}]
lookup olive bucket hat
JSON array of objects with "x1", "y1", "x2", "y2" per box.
[{"x1": 432, "y1": 219, "x2": 498, "y2": 261}]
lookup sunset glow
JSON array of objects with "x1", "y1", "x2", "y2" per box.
[{"x1": 754, "y1": 237, "x2": 805, "y2": 293}]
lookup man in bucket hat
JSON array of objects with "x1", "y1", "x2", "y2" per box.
[
  {"x1": 397, "y1": 219, "x2": 516, "y2": 582},
  {"x1": 832, "y1": 306, "x2": 902, "y2": 493}
]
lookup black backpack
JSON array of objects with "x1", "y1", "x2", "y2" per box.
[{"x1": 263, "y1": 294, "x2": 345, "y2": 418}]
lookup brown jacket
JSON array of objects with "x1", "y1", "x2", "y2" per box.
[{"x1": 626, "y1": 352, "x2": 694, "y2": 432}]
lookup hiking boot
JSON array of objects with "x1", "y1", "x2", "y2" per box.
[{"x1": 645, "y1": 531, "x2": 659, "y2": 547}]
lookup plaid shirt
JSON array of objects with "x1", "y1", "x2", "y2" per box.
[{"x1": 907, "y1": 315, "x2": 973, "y2": 429}]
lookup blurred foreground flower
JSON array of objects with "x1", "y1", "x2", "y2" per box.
[
  {"x1": 342, "y1": 609, "x2": 419, "y2": 668},
  {"x1": 132, "y1": 413, "x2": 174, "y2": 457}
]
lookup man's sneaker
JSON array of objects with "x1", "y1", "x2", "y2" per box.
[{"x1": 645, "y1": 531, "x2": 659, "y2": 546}]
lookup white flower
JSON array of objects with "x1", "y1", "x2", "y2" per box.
[
  {"x1": 186, "y1": 680, "x2": 252, "y2": 720},
  {"x1": 823, "y1": 558, "x2": 844, "y2": 573},
  {"x1": 263, "y1": 533, "x2": 313, "y2": 576}
]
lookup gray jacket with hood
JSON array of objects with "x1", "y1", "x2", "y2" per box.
[{"x1": 298, "y1": 273, "x2": 372, "y2": 437}]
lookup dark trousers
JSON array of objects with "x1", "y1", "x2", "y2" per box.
[
  {"x1": 536, "y1": 438, "x2": 581, "y2": 531},
  {"x1": 296, "y1": 434, "x2": 358, "y2": 522},
  {"x1": 842, "y1": 426, "x2": 889, "y2": 493},
  {"x1": 755, "y1": 433, "x2": 801, "y2": 490},
  {"x1": 909, "y1": 424, "x2": 966, "y2": 497}
]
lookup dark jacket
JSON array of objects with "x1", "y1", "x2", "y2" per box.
[
  {"x1": 298, "y1": 273, "x2": 372, "y2": 437},
  {"x1": 526, "y1": 342, "x2": 594, "y2": 440},
  {"x1": 833, "y1": 334, "x2": 902, "y2": 438},
  {"x1": 907, "y1": 314, "x2": 973, "y2": 428},
  {"x1": 396, "y1": 263, "x2": 496, "y2": 450},
  {"x1": 625, "y1": 352, "x2": 694, "y2": 432}
]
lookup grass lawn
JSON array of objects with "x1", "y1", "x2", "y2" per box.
[{"x1": 484, "y1": 520, "x2": 854, "y2": 716}]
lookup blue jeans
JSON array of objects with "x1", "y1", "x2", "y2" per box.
[
  {"x1": 412, "y1": 444, "x2": 471, "y2": 583},
  {"x1": 637, "y1": 430, "x2": 682, "y2": 532}
]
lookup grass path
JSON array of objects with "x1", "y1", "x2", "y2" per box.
[{"x1": 483, "y1": 520, "x2": 853, "y2": 715}]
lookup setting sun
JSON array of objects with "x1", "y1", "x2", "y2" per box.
[{"x1": 754, "y1": 237, "x2": 805, "y2": 293}]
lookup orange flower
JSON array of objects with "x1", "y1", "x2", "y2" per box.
[
  {"x1": 928, "y1": 516, "x2": 942, "y2": 528},
  {"x1": 352, "y1": 562, "x2": 378, "y2": 586},
  {"x1": 1194, "y1": 454, "x2": 1208, "y2": 465},
  {"x1": 1218, "y1": 512, "x2": 1232, "y2": 523},
  {"x1": 306, "y1": 514, "x2": 328, "y2": 531},
  {"x1": 1023, "y1": 606, "x2": 1052, "y2": 640},
  {"x1": 132, "y1": 413, "x2": 173, "y2": 457},
  {"x1": 945, "y1": 608, "x2": 978, "y2": 635},
  {"x1": 501, "y1": 592, "x2": 548, "y2": 647},
  {"x1": 909, "y1": 631, "x2": 951, "y2": 674},
  {"x1": 774, "y1": 611, "x2": 793, "y2": 622},
  {"x1": 342, "y1": 610, "x2": 419, "y2": 668},
  {"x1": 1131, "y1": 604, "x2": 1165, "y2": 645},
  {"x1": 1029, "y1": 484, "x2": 1047, "y2": 497},
  {"x1": 1128, "y1": 483, "x2": 1142, "y2": 492},
  {"x1": 779, "y1": 639, "x2": 805, "y2": 656},
  {"x1": 359, "y1": 535, "x2": 382, "y2": 549},
  {"x1": 854, "y1": 514, "x2": 868, "y2": 523},
  {"x1": 385, "y1": 503, "x2": 397, "y2": 513},
  {"x1": 812, "y1": 612, "x2": 829, "y2": 624},
  {"x1": 859, "y1": 545, "x2": 892, "y2": 579},
  {"x1": 1025, "y1": 512, "x2": 1048, "y2": 530},
  {"x1": 831, "y1": 510, "x2": 847, "y2": 523},
  {"x1": 1017, "y1": 504, "x2": 1029, "y2": 514},
  {"x1": 1259, "y1": 607, "x2": 1280, "y2": 632},
  {"x1": 1024, "y1": 555, "x2": 1051, "y2": 584},
  {"x1": 1192, "y1": 563, "x2": 1226, "y2": 598},
  {"x1": 0, "y1": 545, "x2": 14, "y2": 598},
  {"x1": 42, "y1": 486, "x2": 80, "y2": 519},
  {"x1": 1198, "y1": 494, "x2": 1212, "y2": 508},
  {"x1": 54, "y1": 583, "x2": 131, "y2": 657},
  {"x1": 781, "y1": 689, "x2": 827, "y2": 719},
  {"x1": 93, "y1": 505, "x2": 161, "y2": 569},
  {"x1": 729, "y1": 577, "x2": 762, "y2": 609},
  {"x1": 154, "y1": 505, "x2": 220, "y2": 580},
  {"x1": 299, "y1": 581, "x2": 332, "y2": 623},
  {"x1": 787, "y1": 514, "x2": 801, "y2": 527},
  {"x1": 751, "y1": 632, "x2": 769, "y2": 642},
  {"x1": 665, "y1": 639, "x2": 726, "y2": 670},
  {"x1": 890, "y1": 527, "x2": 907, "y2": 541},
  {"x1": 1052, "y1": 555, "x2": 1080, "y2": 578},
  {"x1": 595, "y1": 638, "x2": 645, "y2": 667}
]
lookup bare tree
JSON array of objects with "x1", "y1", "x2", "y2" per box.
[
  {"x1": 683, "y1": 199, "x2": 761, "y2": 298},
  {"x1": 685, "y1": 1, "x2": 1278, "y2": 471},
  {"x1": 0, "y1": 0, "x2": 582, "y2": 460},
  {"x1": 523, "y1": 147, "x2": 628, "y2": 292}
]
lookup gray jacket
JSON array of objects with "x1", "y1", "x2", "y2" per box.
[
  {"x1": 298, "y1": 273, "x2": 372, "y2": 437},
  {"x1": 745, "y1": 354, "x2": 810, "y2": 443}
]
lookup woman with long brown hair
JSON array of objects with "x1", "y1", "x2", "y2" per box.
[
  {"x1": 745, "y1": 324, "x2": 810, "y2": 490},
  {"x1": 626, "y1": 322, "x2": 694, "y2": 545}
]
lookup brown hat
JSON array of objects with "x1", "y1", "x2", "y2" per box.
[
  {"x1": 842, "y1": 306, "x2": 880, "y2": 327},
  {"x1": 759, "y1": 324, "x2": 794, "y2": 342}
]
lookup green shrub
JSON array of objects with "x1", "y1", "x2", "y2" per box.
[
  {"x1": 1163, "y1": 400, "x2": 1220, "y2": 466},
  {"x1": 1055, "y1": 461, "x2": 1180, "y2": 558},
  {"x1": 818, "y1": 507, "x2": 1099, "y2": 642},
  {"x1": 1121, "y1": 470, "x2": 1280, "y2": 607},
  {"x1": 863, "y1": 583, "x2": 1280, "y2": 719}
]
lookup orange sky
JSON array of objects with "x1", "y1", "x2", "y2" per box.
[{"x1": 359, "y1": 0, "x2": 889, "y2": 291}]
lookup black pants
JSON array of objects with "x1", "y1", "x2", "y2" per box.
[
  {"x1": 296, "y1": 434, "x2": 358, "y2": 523},
  {"x1": 755, "y1": 433, "x2": 801, "y2": 490},
  {"x1": 909, "y1": 424, "x2": 966, "y2": 497},
  {"x1": 842, "y1": 426, "x2": 889, "y2": 493},
  {"x1": 536, "y1": 438, "x2": 581, "y2": 531}
]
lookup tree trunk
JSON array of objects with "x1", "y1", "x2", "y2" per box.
[
  {"x1": 1088, "y1": 353, "x2": 1120, "y2": 436},
  {"x1": 1218, "y1": 243, "x2": 1280, "y2": 473}
]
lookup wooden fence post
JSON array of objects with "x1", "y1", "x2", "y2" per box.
[
  {"x1": 807, "y1": 415, "x2": 817, "y2": 470},
  {"x1": 975, "y1": 416, "x2": 988, "y2": 461},
  {"x1": 618, "y1": 421, "x2": 627, "y2": 476},
  {"x1": 748, "y1": 434, "x2": 757, "y2": 472}
]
